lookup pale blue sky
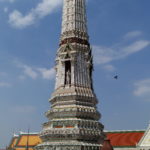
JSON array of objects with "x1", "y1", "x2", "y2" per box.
[{"x1": 0, "y1": 0, "x2": 150, "y2": 148}]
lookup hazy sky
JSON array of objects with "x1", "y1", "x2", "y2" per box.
[{"x1": 0, "y1": 0, "x2": 150, "y2": 148}]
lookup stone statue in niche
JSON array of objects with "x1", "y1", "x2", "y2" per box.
[
  {"x1": 66, "y1": 70, "x2": 71, "y2": 85},
  {"x1": 65, "y1": 60, "x2": 71, "y2": 85}
]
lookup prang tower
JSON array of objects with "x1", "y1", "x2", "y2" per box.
[{"x1": 37, "y1": 0, "x2": 105, "y2": 149}]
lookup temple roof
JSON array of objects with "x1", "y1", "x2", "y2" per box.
[
  {"x1": 9, "y1": 135, "x2": 19, "y2": 148},
  {"x1": 8, "y1": 133, "x2": 41, "y2": 150},
  {"x1": 106, "y1": 130, "x2": 145, "y2": 147},
  {"x1": 16, "y1": 134, "x2": 41, "y2": 147},
  {"x1": 8, "y1": 130, "x2": 147, "y2": 149}
]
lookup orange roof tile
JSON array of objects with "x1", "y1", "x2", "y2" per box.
[
  {"x1": 17, "y1": 135, "x2": 42, "y2": 147},
  {"x1": 106, "y1": 131, "x2": 144, "y2": 147},
  {"x1": 15, "y1": 148, "x2": 33, "y2": 150},
  {"x1": 10, "y1": 137, "x2": 19, "y2": 148}
]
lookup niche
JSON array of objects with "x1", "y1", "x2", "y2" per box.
[{"x1": 65, "y1": 60, "x2": 71, "y2": 85}]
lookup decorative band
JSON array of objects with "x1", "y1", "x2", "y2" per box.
[{"x1": 60, "y1": 37, "x2": 90, "y2": 46}]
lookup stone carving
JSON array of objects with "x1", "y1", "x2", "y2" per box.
[{"x1": 66, "y1": 70, "x2": 71, "y2": 85}]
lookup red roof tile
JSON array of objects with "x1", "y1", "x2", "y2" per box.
[{"x1": 106, "y1": 131, "x2": 144, "y2": 147}]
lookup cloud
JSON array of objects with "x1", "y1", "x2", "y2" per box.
[
  {"x1": 93, "y1": 46, "x2": 114, "y2": 65},
  {"x1": 19, "y1": 64, "x2": 38, "y2": 79},
  {"x1": 92, "y1": 30, "x2": 150, "y2": 72},
  {"x1": 134, "y1": 79, "x2": 150, "y2": 100},
  {"x1": 0, "y1": 82, "x2": 11, "y2": 87},
  {"x1": 37, "y1": 67, "x2": 55, "y2": 80},
  {"x1": 93, "y1": 40, "x2": 150, "y2": 65},
  {"x1": 0, "y1": 73, "x2": 11, "y2": 87},
  {"x1": 9, "y1": 10, "x2": 35, "y2": 28},
  {"x1": 23, "y1": 65, "x2": 38, "y2": 79},
  {"x1": 4, "y1": 7, "x2": 8, "y2": 13},
  {"x1": 0, "y1": 72, "x2": 7, "y2": 77},
  {"x1": 124, "y1": 31, "x2": 143, "y2": 40},
  {"x1": 15, "y1": 61, "x2": 55, "y2": 80},
  {"x1": 15, "y1": 61, "x2": 38, "y2": 79},
  {"x1": 121, "y1": 40, "x2": 150, "y2": 55},
  {"x1": 102, "y1": 64, "x2": 116, "y2": 72},
  {"x1": 18, "y1": 75, "x2": 26, "y2": 80},
  {"x1": 8, "y1": 0, "x2": 63, "y2": 29}
]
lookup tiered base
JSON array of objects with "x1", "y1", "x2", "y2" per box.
[{"x1": 36, "y1": 141, "x2": 101, "y2": 150}]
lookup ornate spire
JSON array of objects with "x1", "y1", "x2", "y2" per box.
[
  {"x1": 36, "y1": 0, "x2": 105, "y2": 150},
  {"x1": 61, "y1": 0, "x2": 88, "y2": 39},
  {"x1": 55, "y1": 0, "x2": 92, "y2": 91},
  {"x1": 60, "y1": 0, "x2": 89, "y2": 47}
]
